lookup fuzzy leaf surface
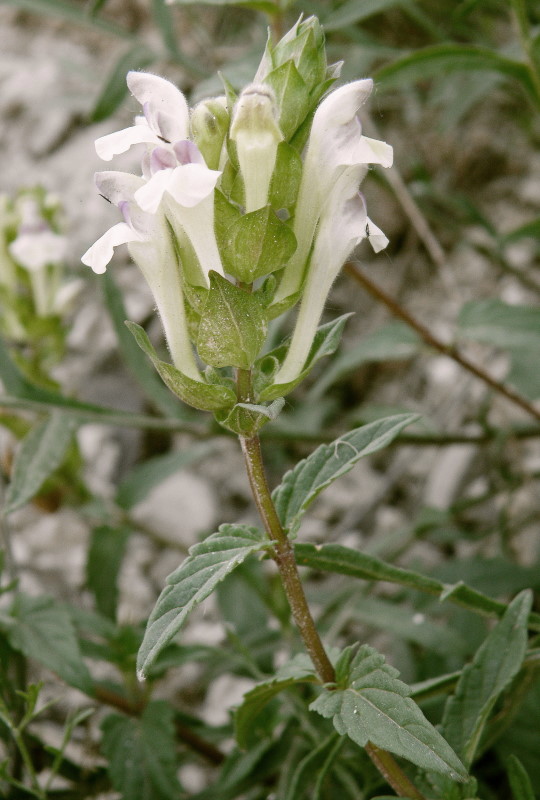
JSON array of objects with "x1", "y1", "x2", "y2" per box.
[
  {"x1": 126, "y1": 321, "x2": 236, "y2": 411},
  {"x1": 442, "y1": 589, "x2": 532, "y2": 768},
  {"x1": 5, "y1": 413, "x2": 74, "y2": 514},
  {"x1": 272, "y1": 414, "x2": 418, "y2": 533},
  {"x1": 197, "y1": 272, "x2": 267, "y2": 368},
  {"x1": 310, "y1": 645, "x2": 467, "y2": 781},
  {"x1": 137, "y1": 525, "x2": 266, "y2": 677},
  {"x1": 101, "y1": 701, "x2": 182, "y2": 800}
]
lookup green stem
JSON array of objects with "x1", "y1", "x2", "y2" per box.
[
  {"x1": 366, "y1": 743, "x2": 427, "y2": 800},
  {"x1": 237, "y1": 370, "x2": 427, "y2": 797}
]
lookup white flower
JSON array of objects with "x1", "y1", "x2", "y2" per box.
[
  {"x1": 274, "y1": 165, "x2": 372, "y2": 385},
  {"x1": 82, "y1": 171, "x2": 200, "y2": 380},
  {"x1": 230, "y1": 84, "x2": 283, "y2": 213},
  {"x1": 95, "y1": 72, "x2": 223, "y2": 282},
  {"x1": 273, "y1": 79, "x2": 393, "y2": 308},
  {"x1": 8, "y1": 197, "x2": 67, "y2": 272}
]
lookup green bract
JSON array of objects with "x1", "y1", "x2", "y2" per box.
[{"x1": 83, "y1": 16, "x2": 393, "y2": 434}]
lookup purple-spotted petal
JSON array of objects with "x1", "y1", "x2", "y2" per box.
[
  {"x1": 81, "y1": 222, "x2": 143, "y2": 274},
  {"x1": 95, "y1": 124, "x2": 160, "y2": 161},
  {"x1": 150, "y1": 146, "x2": 177, "y2": 174},
  {"x1": 173, "y1": 140, "x2": 205, "y2": 166},
  {"x1": 95, "y1": 171, "x2": 145, "y2": 206},
  {"x1": 127, "y1": 72, "x2": 189, "y2": 143},
  {"x1": 134, "y1": 169, "x2": 175, "y2": 214},
  {"x1": 165, "y1": 163, "x2": 221, "y2": 208}
]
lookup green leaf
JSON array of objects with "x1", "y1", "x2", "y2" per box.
[
  {"x1": 4, "y1": 413, "x2": 74, "y2": 514},
  {"x1": 265, "y1": 60, "x2": 311, "y2": 140},
  {"x1": 216, "y1": 397, "x2": 285, "y2": 435},
  {"x1": 458, "y1": 299, "x2": 540, "y2": 350},
  {"x1": 101, "y1": 701, "x2": 182, "y2": 800},
  {"x1": 86, "y1": 525, "x2": 131, "y2": 620},
  {"x1": 4, "y1": 595, "x2": 92, "y2": 693},
  {"x1": 308, "y1": 321, "x2": 421, "y2": 399},
  {"x1": 272, "y1": 414, "x2": 418, "y2": 534},
  {"x1": 137, "y1": 525, "x2": 267, "y2": 677},
  {"x1": 294, "y1": 542, "x2": 540, "y2": 631},
  {"x1": 90, "y1": 44, "x2": 155, "y2": 122},
  {"x1": 441, "y1": 590, "x2": 532, "y2": 768},
  {"x1": 234, "y1": 654, "x2": 317, "y2": 748},
  {"x1": 269, "y1": 142, "x2": 303, "y2": 210},
  {"x1": 103, "y1": 272, "x2": 190, "y2": 419},
  {"x1": 116, "y1": 442, "x2": 218, "y2": 510},
  {"x1": 257, "y1": 313, "x2": 354, "y2": 401},
  {"x1": 310, "y1": 644, "x2": 467, "y2": 781},
  {"x1": 502, "y1": 218, "x2": 540, "y2": 244},
  {"x1": 375, "y1": 45, "x2": 538, "y2": 104},
  {"x1": 507, "y1": 754, "x2": 535, "y2": 800},
  {"x1": 197, "y1": 272, "x2": 267, "y2": 368},
  {"x1": 323, "y1": 0, "x2": 413, "y2": 31},
  {"x1": 285, "y1": 733, "x2": 342, "y2": 800},
  {"x1": 126, "y1": 321, "x2": 236, "y2": 411},
  {"x1": 220, "y1": 206, "x2": 297, "y2": 283}
]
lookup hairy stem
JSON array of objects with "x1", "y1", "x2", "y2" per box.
[
  {"x1": 237, "y1": 370, "x2": 427, "y2": 797},
  {"x1": 346, "y1": 263, "x2": 540, "y2": 424}
]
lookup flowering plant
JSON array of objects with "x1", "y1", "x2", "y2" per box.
[{"x1": 82, "y1": 16, "x2": 392, "y2": 434}]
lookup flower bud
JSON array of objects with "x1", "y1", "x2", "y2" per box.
[
  {"x1": 230, "y1": 84, "x2": 283, "y2": 213},
  {"x1": 190, "y1": 96, "x2": 229, "y2": 171}
]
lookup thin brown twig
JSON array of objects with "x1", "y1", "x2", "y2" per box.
[{"x1": 345, "y1": 262, "x2": 540, "y2": 424}]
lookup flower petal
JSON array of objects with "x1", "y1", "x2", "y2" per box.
[
  {"x1": 127, "y1": 71, "x2": 189, "y2": 143},
  {"x1": 365, "y1": 217, "x2": 389, "y2": 253},
  {"x1": 165, "y1": 163, "x2": 221, "y2": 208},
  {"x1": 134, "y1": 169, "x2": 175, "y2": 214},
  {"x1": 81, "y1": 222, "x2": 143, "y2": 274},
  {"x1": 95, "y1": 124, "x2": 160, "y2": 161},
  {"x1": 95, "y1": 170, "x2": 145, "y2": 205}
]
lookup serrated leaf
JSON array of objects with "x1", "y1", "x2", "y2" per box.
[
  {"x1": 86, "y1": 525, "x2": 131, "y2": 620},
  {"x1": 507, "y1": 754, "x2": 535, "y2": 800},
  {"x1": 221, "y1": 206, "x2": 297, "y2": 283},
  {"x1": 197, "y1": 272, "x2": 267, "y2": 369},
  {"x1": 235, "y1": 654, "x2": 317, "y2": 748},
  {"x1": 126, "y1": 321, "x2": 236, "y2": 411},
  {"x1": 374, "y1": 44, "x2": 538, "y2": 103},
  {"x1": 90, "y1": 45, "x2": 155, "y2": 122},
  {"x1": 4, "y1": 413, "x2": 74, "y2": 514},
  {"x1": 442, "y1": 590, "x2": 532, "y2": 768},
  {"x1": 272, "y1": 414, "x2": 418, "y2": 533},
  {"x1": 101, "y1": 701, "x2": 182, "y2": 800},
  {"x1": 137, "y1": 525, "x2": 266, "y2": 677},
  {"x1": 103, "y1": 272, "x2": 191, "y2": 419},
  {"x1": 310, "y1": 645, "x2": 467, "y2": 781},
  {"x1": 4, "y1": 595, "x2": 92, "y2": 693},
  {"x1": 257, "y1": 313, "x2": 354, "y2": 400}
]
